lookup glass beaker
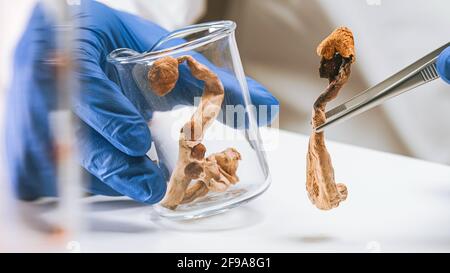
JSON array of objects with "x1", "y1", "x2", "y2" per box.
[{"x1": 107, "y1": 21, "x2": 271, "y2": 220}]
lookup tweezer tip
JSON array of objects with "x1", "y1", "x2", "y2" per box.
[{"x1": 313, "y1": 124, "x2": 325, "y2": 133}]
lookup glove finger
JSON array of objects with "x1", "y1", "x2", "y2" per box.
[
  {"x1": 173, "y1": 60, "x2": 279, "y2": 127},
  {"x1": 223, "y1": 74, "x2": 279, "y2": 127},
  {"x1": 74, "y1": 56, "x2": 151, "y2": 157},
  {"x1": 77, "y1": 120, "x2": 166, "y2": 204},
  {"x1": 87, "y1": 173, "x2": 122, "y2": 196}
]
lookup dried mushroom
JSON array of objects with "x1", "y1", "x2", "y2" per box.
[
  {"x1": 147, "y1": 56, "x2": 241, "y2": 210},
  {"x1": 306, "y1": 27, "x2": 355, "y2": 210}
]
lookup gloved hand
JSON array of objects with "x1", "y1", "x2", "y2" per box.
[
  {"x1": 437, "y1": 46, "x2": 450, "y2": 84},
  {"x1": 6, "y1": 1, "x2": 279, "y2": 204}
]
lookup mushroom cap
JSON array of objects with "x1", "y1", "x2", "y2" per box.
[
  {"x1": 148, "y1": 56, "x2": 179, "y2": 96},
  {"x1": 316, "y1": 27, "x2": 356, "y2": 62},
  {"x1": 213, "y1": 148, "x2": 241, "y2": 175}
]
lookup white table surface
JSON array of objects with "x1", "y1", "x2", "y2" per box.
[{"x1": 62, "y1": 128, "x2": 450, "y2": 253}]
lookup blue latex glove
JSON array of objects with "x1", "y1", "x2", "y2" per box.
[
  {"x1": 6, "y1": 1, "x2": 279, "y2": 204},
  {"x1": 437, "y1": 46, "x2": 450, "y2": 84}
]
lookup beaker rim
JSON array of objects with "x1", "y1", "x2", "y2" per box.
[{"x1": 107, "y1": 20, "x2": 236, "y2": 64}]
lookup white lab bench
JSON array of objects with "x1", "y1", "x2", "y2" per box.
[{"x1": 73, "y1": 129, "x2": 450, "y2": 252}]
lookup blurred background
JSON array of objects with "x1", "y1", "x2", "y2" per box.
[
  {"x1": 1, "y1": 0, "x2": 450, "y2": 166},
  {"x1": 200, "y1": 0, "x2": 450, "y2": 163}
]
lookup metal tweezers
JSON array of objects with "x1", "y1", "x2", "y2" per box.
[{"x1": 315, "y1": 42, "x2": 449, "y2": 132}]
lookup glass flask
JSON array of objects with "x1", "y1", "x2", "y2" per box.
[{"x1": 107, "y1": 21, "x2": 271, "y2": 220}]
